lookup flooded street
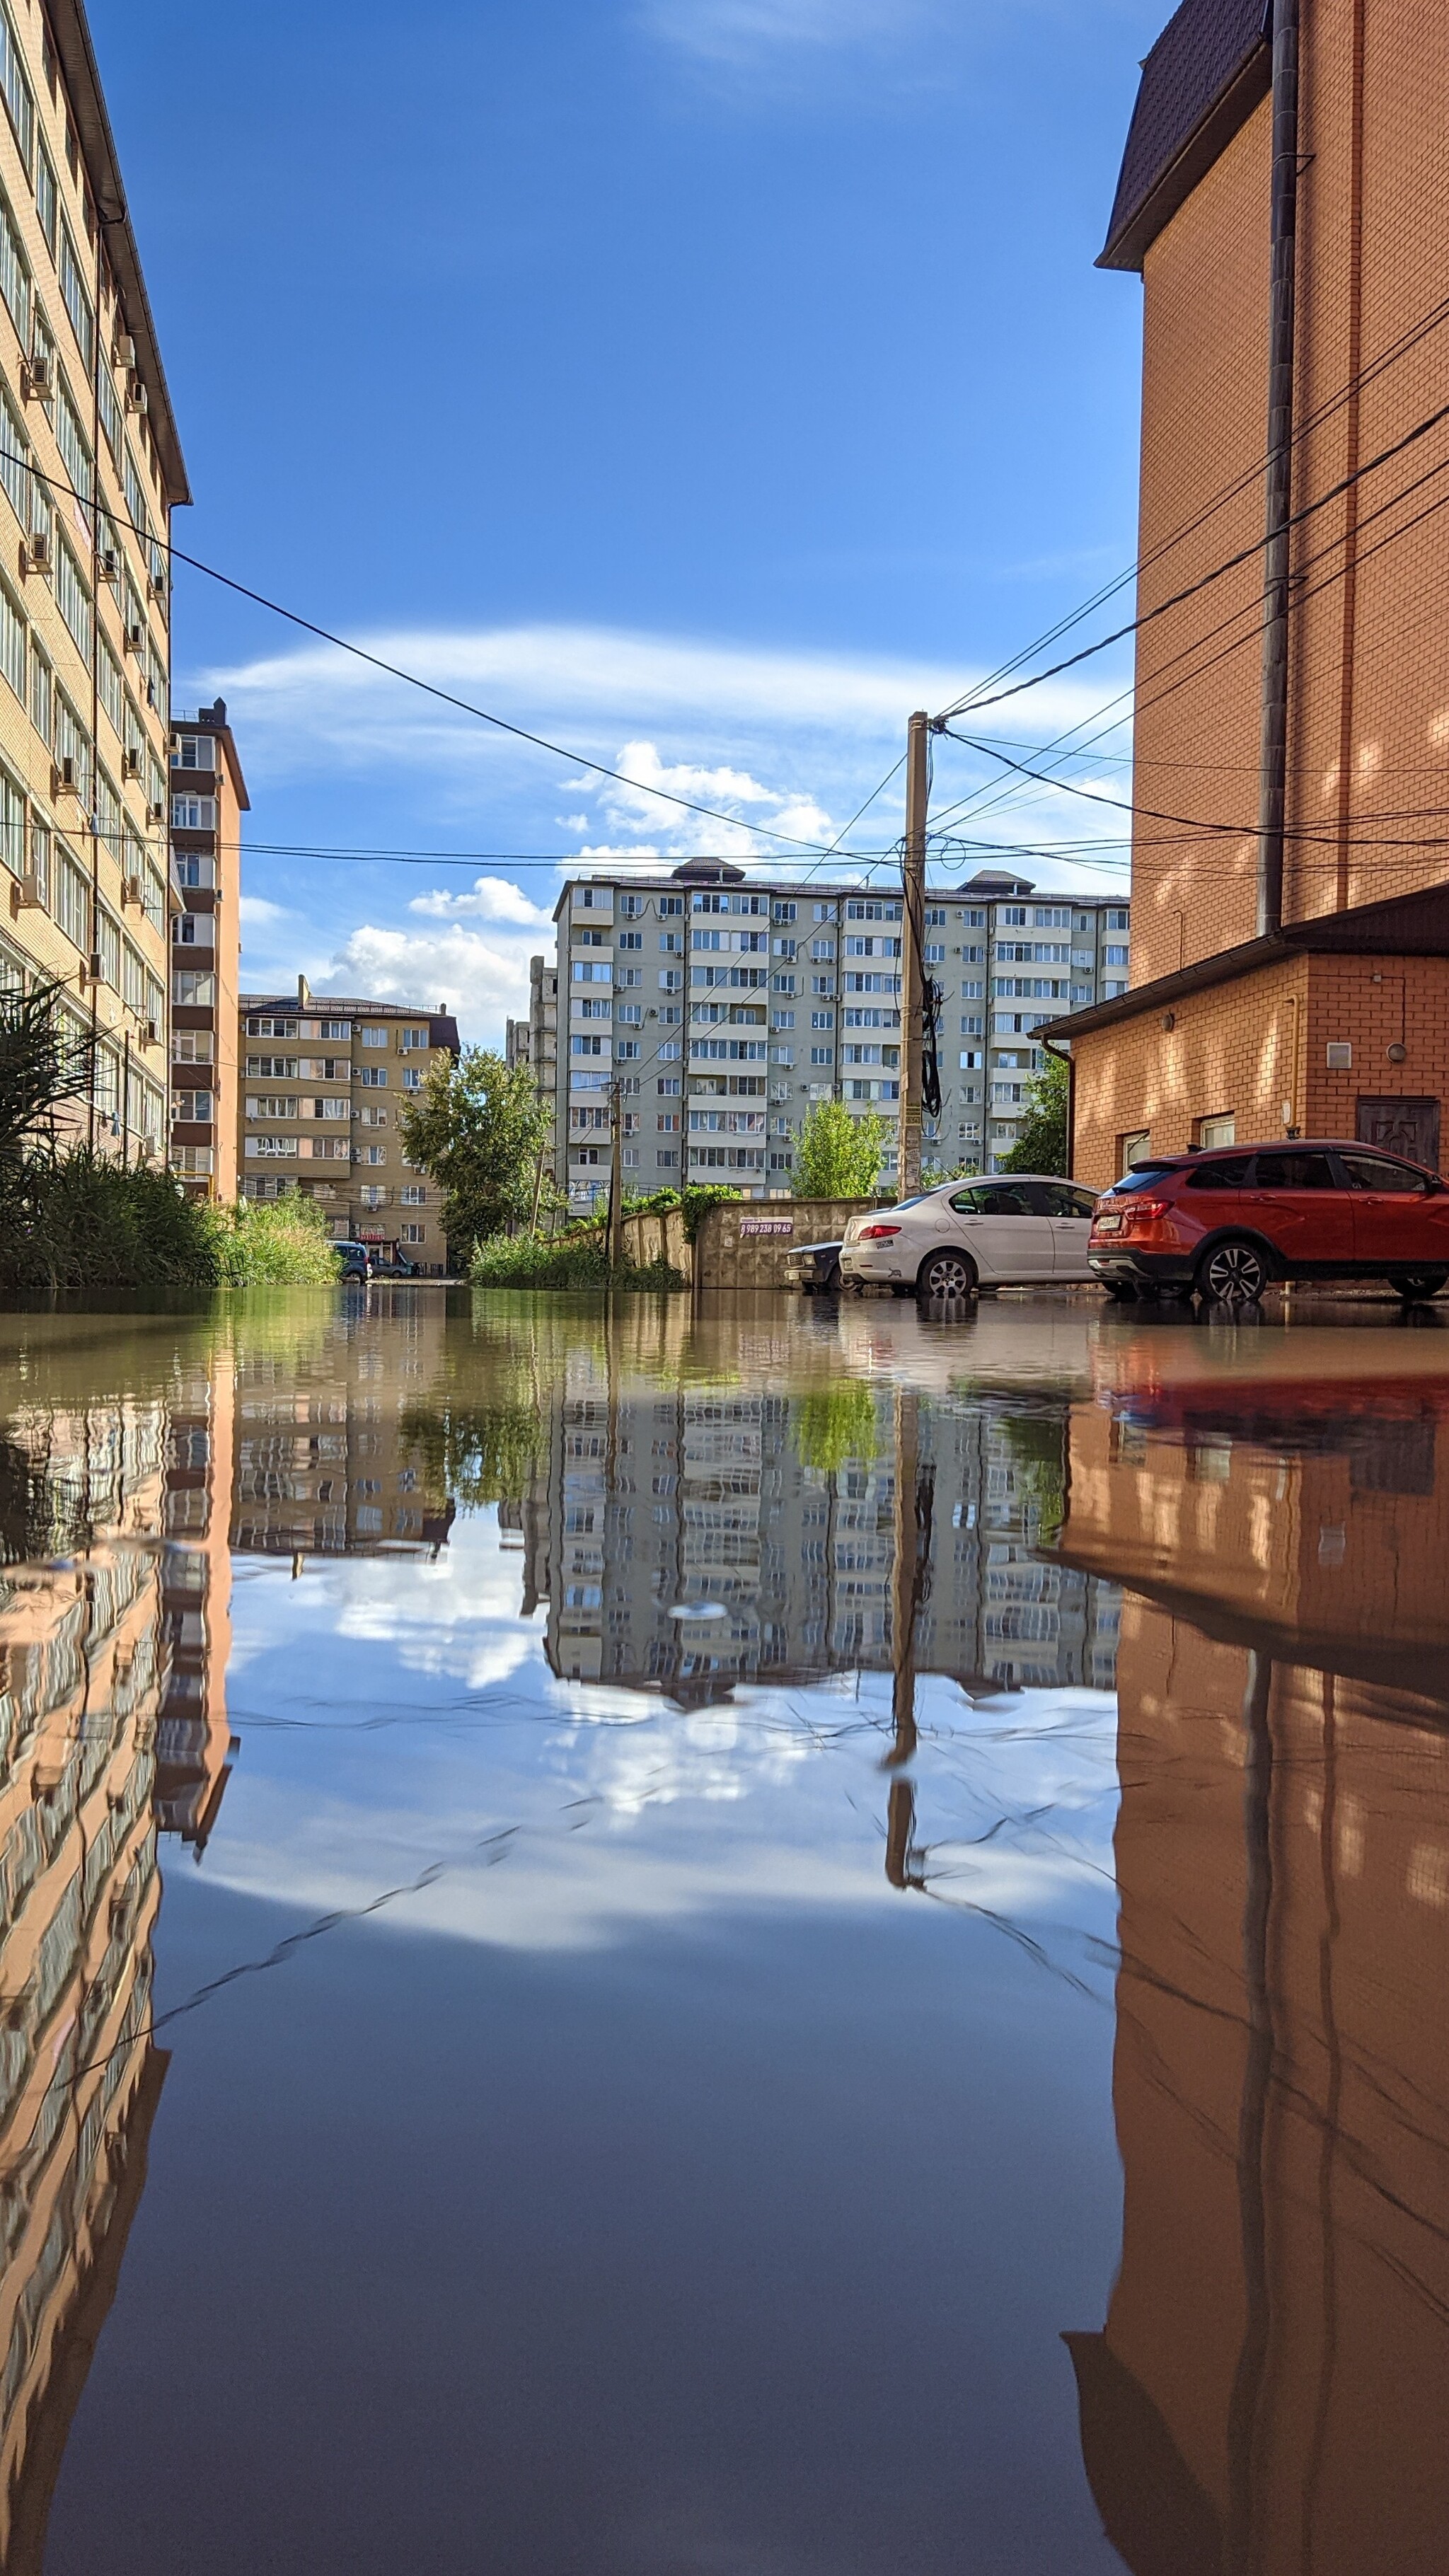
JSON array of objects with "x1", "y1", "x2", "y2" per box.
[{"x1": 2, "y1": 1289, "x2": 1448, "y2": 2574}]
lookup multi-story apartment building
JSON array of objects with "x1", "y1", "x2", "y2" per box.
[
  {"x1": 0, "y1": 1, "x2": 183, "y2": 1160},
  {"x1": 520, "y1": 1334, "x2": 1119, "y2": 1703},
  {"x1": 509, "y1": 950, "x2": 559, "y2": 1175},
  {"x1": 551, "y1": 859, "x2": 1128, "y2": 1207},
  {"x1": 169, "y1": 698, "x2": 246, "y2": 1199},
  {"x1": 237, "y1": 980, "x2": 461, "y2": 1269}
]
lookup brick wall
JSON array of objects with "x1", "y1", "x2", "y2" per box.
[{"x1": 1127, "y1": 0, "x2": 1449, "y2": 986}]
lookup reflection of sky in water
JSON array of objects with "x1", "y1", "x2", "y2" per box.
[{"x1": 214, "y1": 1503, "x2": 1120, "y2": 1977}]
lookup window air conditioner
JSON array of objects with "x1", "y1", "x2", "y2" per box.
[
  {"x1": 141, "y1": 1019, "x2": 158, "y2": 1046},
  {"x1": 9, "y1": 872, "x2": 41, "y2": 914},
  {"x1": 21, "y1": 354, "x2": 51, "y2": 401},
  {"x1": 87, "y1": 952, "x2": 103, "y2": 983},
  {"x1": 126, "y1": 375, "x2": 148, "y2": 414},
  {"x1": 100, "y1": 549, "x2": 119, "y2": 584},
  {"x1": 123, "y1": 872, "x2": 144, "y2": 907},
  {"x1": 51, "y1": 756, "x2": 75, "y2": 798},
  {"x1": 147, "y1": 801, "x2": 164, "y2": 824},
  {"x1": 114, "y1": 333, "x2": 137, "y2": 371},
  {"x1": 125, "y1": 620, "x2": 143, "y2": 652},
  {"x1": 122, "y1": 749, "x2": 141, "y2": 779},
  {"x1": 19, "y1": 531, "x2": 50, "y2": 578}
]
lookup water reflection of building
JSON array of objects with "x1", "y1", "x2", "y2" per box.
[
  {"x1": 524, "y1": 1350, "x2": 1119, "y2": 1700},
  {"x1": 0, "y1": 1359, "x2": 238, "y2": 2570},
  {"x1": 1057, "y1": 1370, "x2": 1449, "y2": 2574},
  {"x1": 229, "y1": 1294, "x2": 456, "y2": 1559}
]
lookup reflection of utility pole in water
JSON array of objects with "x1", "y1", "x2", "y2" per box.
[
  {"x1": 1227, "y1": 1649, "x2": 1275, "y2": 2576},
  {"x1": 884, "y1": 1388, "x2": 933, "y2": 1891}
]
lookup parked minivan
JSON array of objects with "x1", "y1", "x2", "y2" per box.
[
  {"x1": 335, "y1": 1240, "x2": 374, "y2": 1281},
  {"x1": 1089, "y1": 1140, "x2": 1449, "y2": 1302}
]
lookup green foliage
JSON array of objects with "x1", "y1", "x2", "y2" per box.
[
  {"x1": 792, "y1": 1382, "x2": 880, "y2": 1475},
  {"x1": 680, "y1": 1183, "x2": 741, "y2": 1242},
  {"x1": 998, "y1": 1409, "x2": 1068, "y2": 1547},
  {"x1": 468, "y1": 1230, "x2": 684, "y2": 1291},
  {"x1": 0, "y1": 979, "x2": 95, "y2": 1169},
  {"x1": 1000, "y1": 1053, "x2": 1070, "y2": 1177},
  {"x1": 792, "y1": 1097, "x2": 887, "y2": 1200},
  {"x1": 212, "y1": 1195, "x2": 342, "y2": 1286},
  {"x1": 0, "y1": 1150, "x2": 221, "y2": 1291},
  {"x1": 398, "y1": 1048, "x2": 552, "y2": 1253}
]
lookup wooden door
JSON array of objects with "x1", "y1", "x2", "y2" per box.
[{"x1": 1355, "y1": 1097, "x2": 1442, "y2": 1173}]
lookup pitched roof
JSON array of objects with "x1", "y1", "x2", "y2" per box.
[
  {"x1": 1039, "y1": 880, "x2": 1449, "y2": 1044},
  {"x1": 1099, "y1": 0, "x2": 1270, "y2": 273}
]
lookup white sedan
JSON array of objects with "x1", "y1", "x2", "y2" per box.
[{"x1": 840, "y1": 1176, "x2": 1099, "y2": 1298}]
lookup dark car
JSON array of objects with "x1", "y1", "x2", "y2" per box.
[
  {"x1": 335, "y1": 1240, "x2": 374, "y2": 1281},
  {"x1": 782, "y1": 1240, "x2": 844, "y2": 1294},
  {"x1": 1089, "y1": 1140, "x2": 1449, "y2": 1303}
]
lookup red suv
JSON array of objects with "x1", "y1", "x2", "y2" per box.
[{"x1": 1088, "y1": 1140, "x2": 1449, "y2": 1304}]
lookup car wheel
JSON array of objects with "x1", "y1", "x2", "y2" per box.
[
  {"x1": 826, "y1": 1261, "x2": 843, "y2": 1293},
  {"x1": 1198, "y1": 1237, "x2": 1271, "y2": 1305},
  {"x1": 1390, "y1": 1271, "x2": 1448, "y2": 1301},
  {"x1": 917, "y1": 1249, "x2": 978, "y2": 1301}
]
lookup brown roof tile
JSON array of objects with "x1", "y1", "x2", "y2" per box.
[{"x1": 1100, "y1": 0, "x2": 1269, "y2": 273}]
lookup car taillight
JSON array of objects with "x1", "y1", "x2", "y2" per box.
[
  {"x1": 1133, "y1": 1200, "x2": 1171, "y2": 1220},
  {"x1": 858, "y1": 1223, "x2": 901, "y2": 1240}
]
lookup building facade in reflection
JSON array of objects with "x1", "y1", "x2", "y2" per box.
[
  {"x1": 1058, "y1": 1360, "x2": 1449, "y2": 2575},
  {"x1": 0, "y1": 1353, "x2": 238, "y2": 2572},
  {"x1": 520, "y1": 1346, "x2": 1119, "y2": 1700},
  {"x1": 229, "y1": 1293, "x2": 456, "y2": 1560}
]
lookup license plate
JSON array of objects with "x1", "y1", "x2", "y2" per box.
[{"x1": 1095, "y1": 1213, "x2": 1122, "y2": 1234}]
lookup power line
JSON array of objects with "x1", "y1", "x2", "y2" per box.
[
  {"x1": 933, "y1": 284, "x2": 1449, "y2": 723},
  {"x1": 935, "y1": 388, "x2": 1449, "y2": 724},
  {"x1": 0, "y1": 443, "x2": 879, "y2": 865}
]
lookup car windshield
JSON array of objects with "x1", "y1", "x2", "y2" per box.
[{"x1": 1104, "y1": 1164, "x2": 1184, "y2": 1196}]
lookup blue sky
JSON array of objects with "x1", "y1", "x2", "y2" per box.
[{"x1": 94, "y1": 0, "x2": 1167, "y2": 1038}]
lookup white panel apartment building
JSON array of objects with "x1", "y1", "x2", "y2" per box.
[{"x1": 547, "y1": 858, "x2": 1129, "y2": 1206}]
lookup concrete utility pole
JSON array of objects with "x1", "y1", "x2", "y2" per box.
[
  {"x1": 608, "y1": 1076, "x2": 624, "y2": 1271},
  {"x1": 898, "y1": 710, "x2": 930, "y2": 1196}
]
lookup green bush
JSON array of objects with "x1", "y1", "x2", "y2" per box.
[
  {"x1": 214, "y1": 1196, "x2": 342, "y2": 1286},
  {"x1": 468, "y1": 1230, "x2": 685, "y2": 1291},
  {"x1": 0, "y1": 1151, "x2": 222, "y2": 1291}
]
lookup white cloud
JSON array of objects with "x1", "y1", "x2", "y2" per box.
[
  {"x1": 407, "y1": 874, "x2": 555, "y2": 928},
  {"x1": 238, "y1": 893, "x2": 292, "y2": 927},
  {"x1": 579, "y1": 739, "x2": 838, "y2": 861},
  {"x1": 325, "y1": 921, "x2": 542, "y2": 1041}
]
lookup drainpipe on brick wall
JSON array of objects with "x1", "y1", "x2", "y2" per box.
[{"x1": 1258, "y1": 0, "x2": 1300, "y2": 938}]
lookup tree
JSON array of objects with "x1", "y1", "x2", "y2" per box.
[
  {"x1": 793, "y1": 1098, "x2": 887, "y2": 1199},
  {"x1": 0, "y1": 979, "x2": 95, "y2": 1169},
  {"x1": 1001, "y1": 1052, "x2": 1069, "y2": 1177},
  {"x1": 398, "y1": 1049, "x2": 553, "y2": 1254}
]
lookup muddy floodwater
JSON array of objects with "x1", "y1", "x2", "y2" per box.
[{"x1": 1, "y1": 1286, "x2": 1448, "y2": 2574}]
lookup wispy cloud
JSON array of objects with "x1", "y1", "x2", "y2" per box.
[
  {"x1": 407, "y1": 874, "x2": 555, "y2": 928},
  {"x1": 641, "y1": 0, "x2": 938, "y2": 65}
]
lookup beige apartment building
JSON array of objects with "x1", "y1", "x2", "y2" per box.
[
  {"x1": 170, "y1": 697, "x2": 246, "y2": 1198},
  {"x1": 0, "y1": 0, "x2": 184, "y2": 1157},
  {"x1": 237, "y1": 978, "x2": 461, "y2": 1269}
]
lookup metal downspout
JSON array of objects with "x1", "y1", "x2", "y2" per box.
[{"x1": 1257, "y1": 0, "x2": 1301, "y2": 938}]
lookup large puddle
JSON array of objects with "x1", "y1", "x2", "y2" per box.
[{"x1": 1, "y1": 1287, "x2": 1447, "y2": 2572}]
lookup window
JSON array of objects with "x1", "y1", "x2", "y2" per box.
[
  {"x1": 172, "y1": 795, "x2": 216, "y2": 830},
  {"x1": 1339, "y1": 1153, "x2": 1430, "y2": 1194},
  {"x1": 924, "y1": 944, "x2": 945, "y2": 964},
  {"x1": 1119, "y1": 1131, "x2": 1152, "y2": 1177},
  {"x1": 1198, "y1": 1115, "x2": 1236, "y2": 1150},
  {"x1": 1187, "y1": 1155, "x2": 1254, "y2": 1189},
  {"x1": 176, "y1": 1031, "x2": 215, "y2": 1064},
  {"x1": 1107, "y1": 908, "x2": 1130, "y2": 932},
  {"x1": 54, "y1": 537, "x2": 91, "y2": 657},
  {"x1": 400, "y1": 1184, "x2": 426, "y2": 1205},
  {"x1": 0, "y1": 8, "x2": 35, "y2": 173},
  {"x1": 950, "y1": 1182, "x2": 1036, "y2": 1216},
  {"x1": 1104, "y1": 944, "x2": 1129, "y2": 966},
  {"x1": 59, "y1": 224, "x2": 93, "y2": 369},
  {"x1": 56, "y1": 847, "x2": 87, "y2": 949},
  {"x1": 400, "y1": 1223, "x2": 425, "y2": 1245},
  {"x1": 0, "y1": 574, "x2": 23, "y2": 705},
  {"x1": 54, "y1": 379, "x2": 91, "y2": 502},
  {"x1": 173, "y1": 1090, "x2": 213, "y2": 1124},
  {"x1": 1254, "y1": 1151, "x2": 1337, "y2": 1191},
  {"x1": 925, "y1": 907, "x2": 946, "y2": 928},
  {"x1": 359, "y1": 1064, "x2": 387, "y2": 1087},
  {"x1": 98, "y1": 359, "x2": 120, "y2": 463},
  {"x1": 659, "y1": 895, "x2": 682, "y2": 916},
  {"x1": 999, "y1": 905, "x2": 1027, "y2": 927},
  {"x1": 809, "y1": 1045, "x2": 833, "y2": 1065},
  {"x1": 361, "y1": 1024, "x2": 388, "y2": 1045},
  {"x1": 400, "y1": 1024, "x2": 427, "y2": 1049},
  {"x1": 173, "y1": 969, "x2": 217, "y2": 1006},
  {"x1": 618, "y1": 929, "x2": 642, "y2": 949},
  {"x1": 246, "y1": 1094, "x2": 299, "y2": 1120},
  {"x1": 176, "y1": 732, "x2": 216, "y2": 770},
  {"x1": 248, "y1": 1133, "x2": 299, "y2": 1159},
  {"x1": 0, "y1": 188, "x2": 30, "y2": 348}
]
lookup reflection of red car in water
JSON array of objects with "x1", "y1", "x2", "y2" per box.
[
  {"x1": 1089, "y1": 1140, "x2": 1449, "y2": 1303},
  {"x1": 1099, "y1": 1374, "x2": 1449, "y2": 1494}
]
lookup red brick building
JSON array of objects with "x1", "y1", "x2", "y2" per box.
[{"x1": 1049, "y1": 0, "x2": 1449, "y2": 1183}]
